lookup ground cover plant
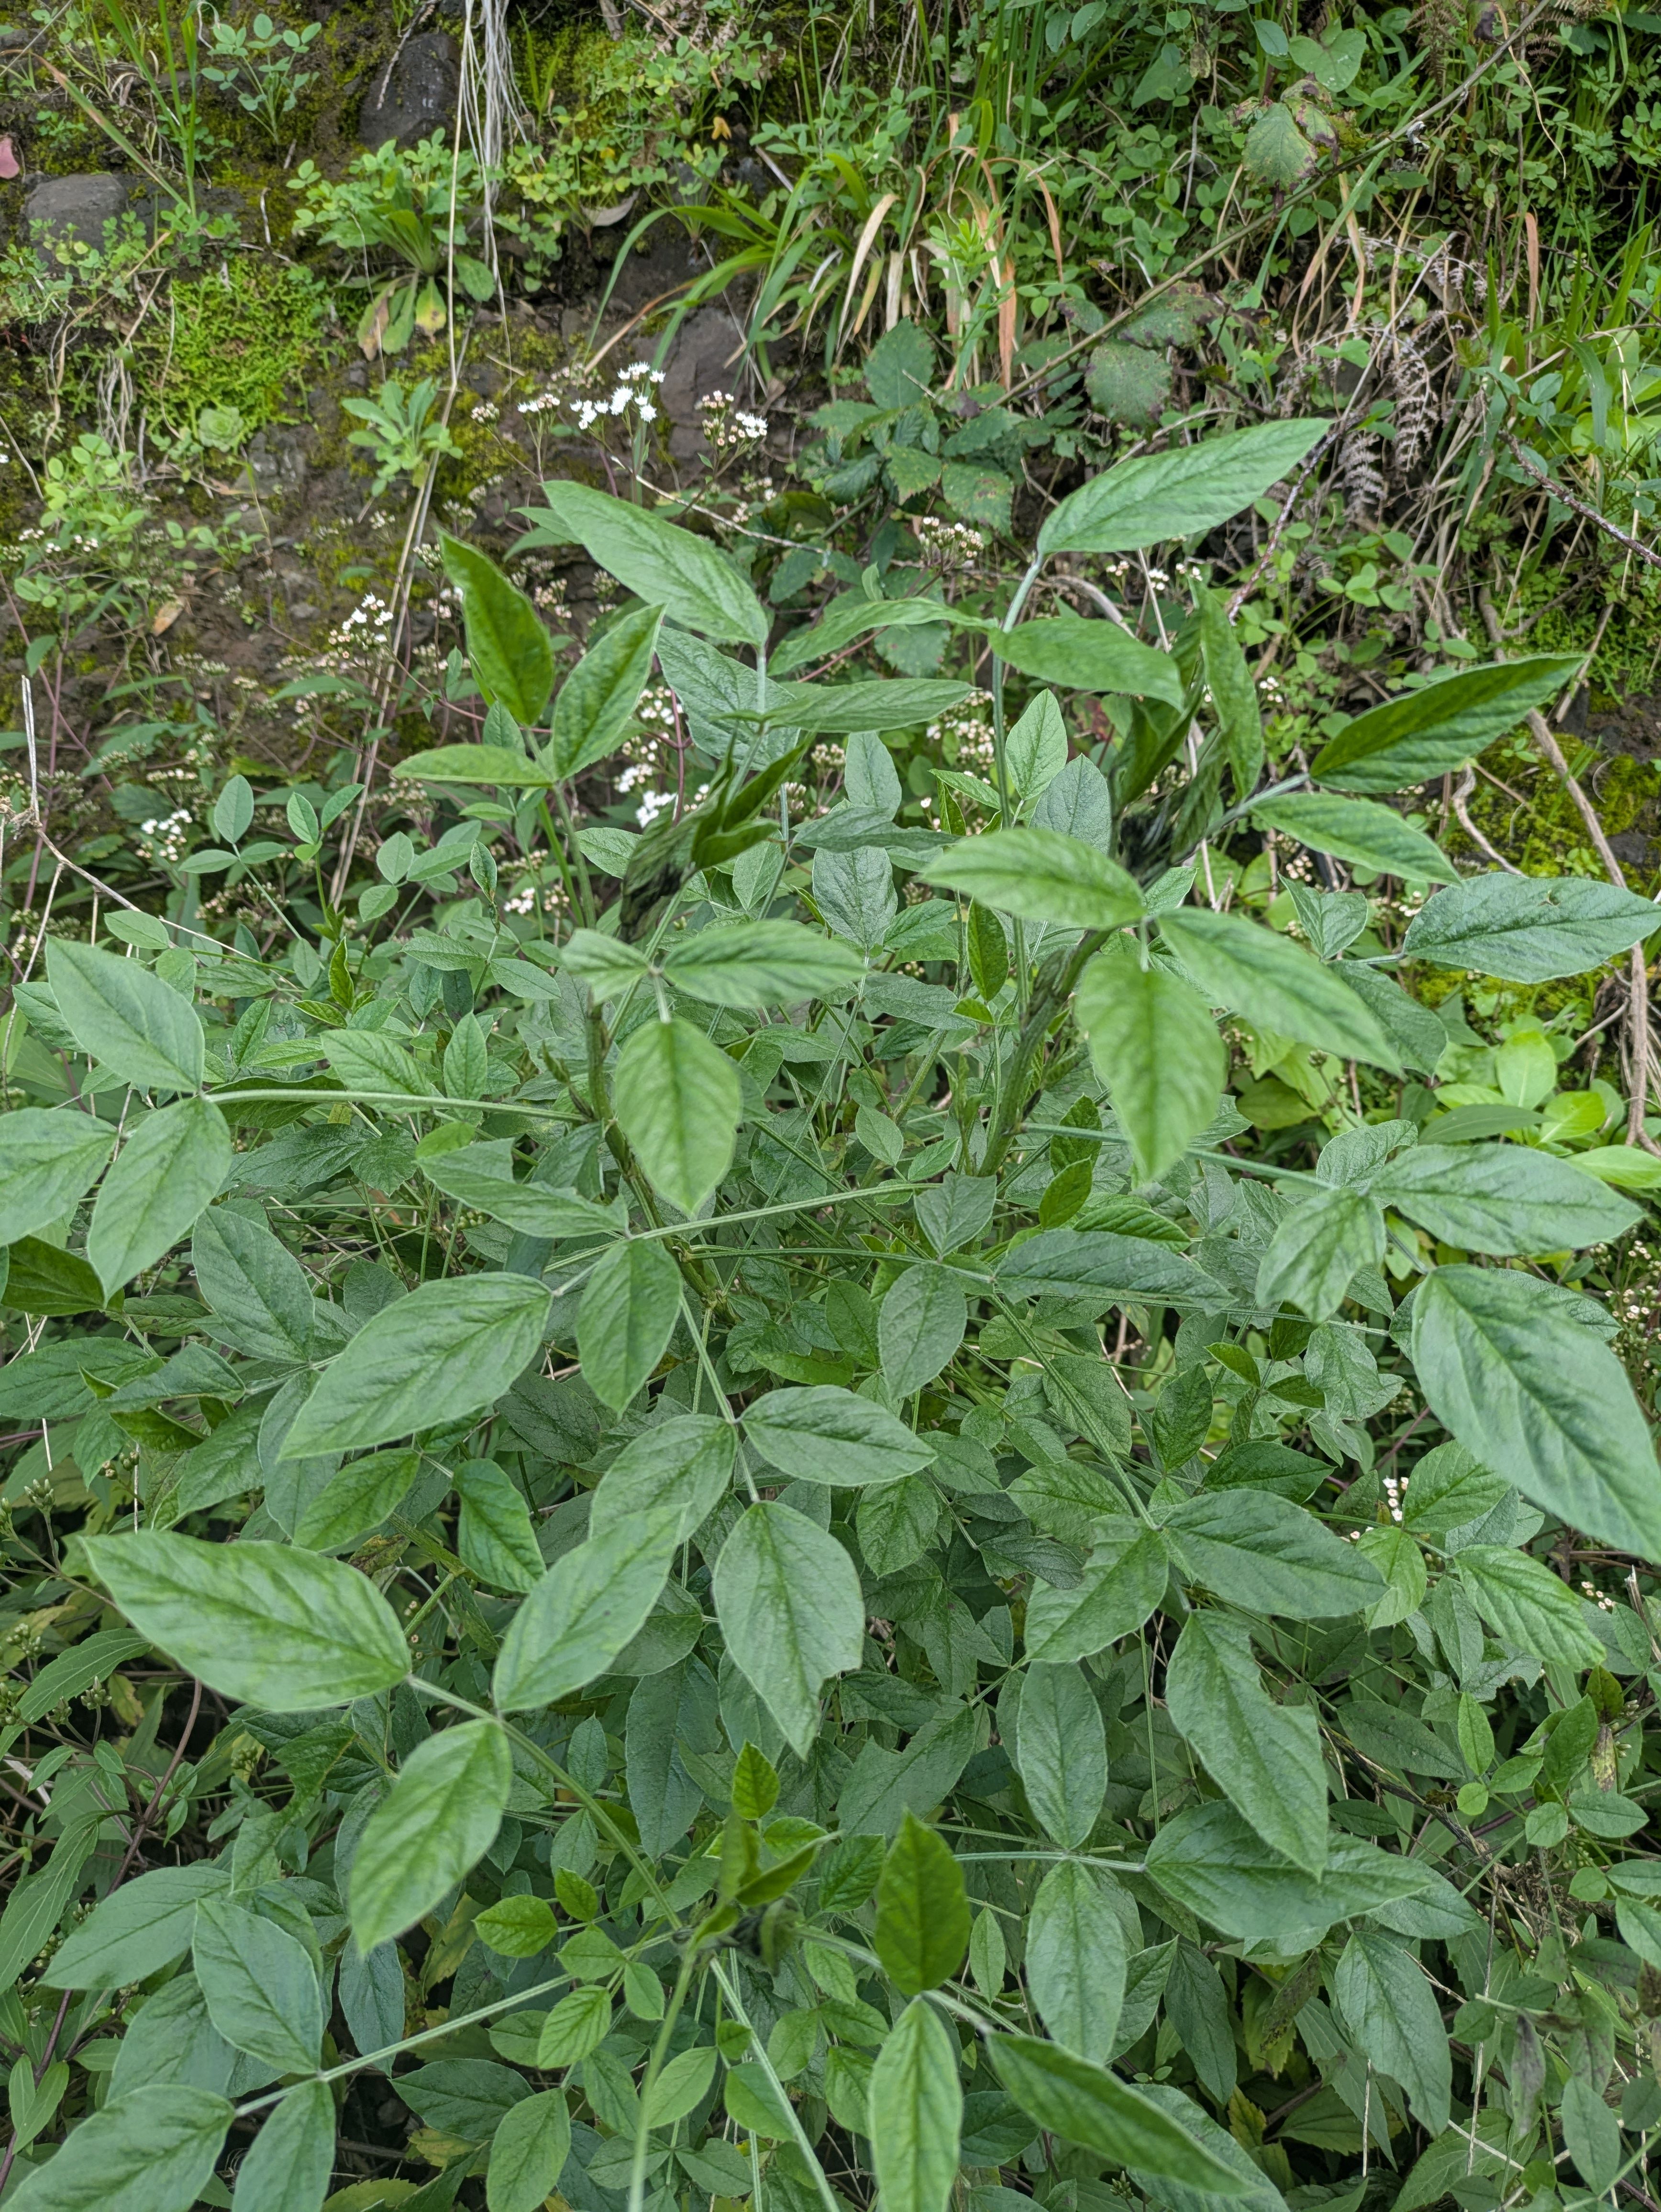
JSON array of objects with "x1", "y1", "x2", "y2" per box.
[{"x1": 5, "y1": 0, "x2": 1661, "y2": 2203}]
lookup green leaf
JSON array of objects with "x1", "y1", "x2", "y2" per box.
[
  {"x1": 1453, "y1": 1544, "x2": 1604, "y2": 1666},
  {"x1": 997, "y1": 1227, "x2": 1217, "y2": 1306},
  {"x1": 191, "y1": 1204, "x2": 315, "y2": 1363},
  {"x1": 1561, "y1": 2071, "x2": 1624, "y2": 2192},
  {"x1": 1163, "y1": 1611, "x2": 1328, "y2": 1872},
  {"x1": 990, "y1": 2035, "x2": 1249, "y2": 2189},
  {"x1": 477, "y1": 1893, "x2": 558, "y2": 1957},
  {"x1": 86, "y1": 1098, "x2": 231, "y2": 1299},
  {"x1": 550, "y1": 601, "x2": 664, "y2": 778},
  {"x1": 1197, "y1": 586, "x2": 1263, "y2": 797},
  {"x1": 731, "y1": 1740, "x2": 781, "y2": 1819},
  {"x1": 1162, "y1": 1491, "x2": 1384, "y2": 1617},
  {"x1": 230, "y1": 2079, "x2": 335, "y2": 2212},
  {"x1": 13, "y1": 1628, "x2": 149, "y2": 1725},
  {"x1": 1074, "y1": 945, "x2": 1227, "y2": 1183},
  {"x1": 421, "y1": 1150, "x2": 618, "y2": 1239},
  {"x1": 589, "y1": 1414, "x2": 735, "y2": 1543},
  {"x1": 455, "y1": 1458, "x2": 545, "y2": 1592},
  {"x1": 293, "y1": 1450, "x2": 419, "y2": 1550},
  {"x1": 1144, "y1": 1801, "x2": 1432, "y2": 1938},
  {"x1": 1312, "y1": 658, "x2": 1581, "y2": 791},
  {"x1": 613, "y1": 1017, "x2": 740, "y2": 1215},
  {"x1": 486, "y1": 2089, "x2": 571, "y2": 2212},
  {"x1": 1013, "y1": 1663, "x2": 1107, "y2": 1848},
  {"x1": 1026, "y1": 1861, "x2": 1127, "y2": 2062},
  {"x1": 1084, "y1": 338, "x2": 1173, "y2": 429},
  {"x1": 393, "y1": 743, "x2": 557, "y2": 788},
  {"x1": 46, "y1": 938, "x2": 205, "y2": 1093},
  {"x1": 0, "y1": 1109, "x2": 115, "y2": 1245},
  {"x1": 743, "y1": 1383, "x2": 933, "y2": 1485},
  {"x1": 349, "y1": 1719, "x2": 513, "y2": 1951},
  {"x1": 993, "y1": 617, "x2": 1185, "y2": 706},
  {"x1": 1243, "y1": 97, "x2": 1317, "y2": 184},
  {"x1": 1024, "y1": 1524, "x2": 1171, "y2": 1662},
  {"x1": 577, "y1": 1237, "x2": 681, "y2": 1409},
  {"x1": 1159, "y1": 907, "x2": 1397, "y2": 1068},
  {"x1": 0, "y1": 1237, "x2": 104, "y2": 1316},
  {"x1": 769, "y1": 676, "x2": 973, "y2": 733},
  {"x1": 1337, "y1": 961, "x2": 1454, "y2": 1074},
  {"x1": 1401, "y1": 871, "x2": 1661, "y2": 982},
  {"x1": 1370, "y1": 1142, "x2": 1641, "y2": 1253},
  {"x1": 42, "y1": 1863, "x2": 227, "y2": 1989},
  {"x1": 664, "y1": 920, "x2": 866, "y2": 1007},
  {"x1": 713, "y1": 1501, "x2": 865, "y2": 1755},
  {"x1": 874, "y1": 1811, "x2": 972, "y2": 1994},
  {"x1": 193, "y1": 1894, "x2": 323, "y2": 2073},
  {"x1": 522, "y1": 480, "x2": 767, "y2": 646},
  {"x1": 1040, "y1": 419, "x2": 1328, "y2": 556},
  {"x1": 869, "y1": 1998, "x2": 962, "y2": 2212},
  {"x1": 440, "y1": 532, "x2": 556, "y2": 728},
  {"x1": 493, "y1": 1511, "x2": 679, "y2": 1711},
  {"x1": 770, "y1": 594, "x2": 961, "y2": 676},
  {"x1": 280, "y1": 1273, "x2": 551, "y2": 1457},
  {"x1": 1332, "y1": 1927, "x2": 1451, "y2": 2135},
  {"x1": 5, "y1": 2085, "x2": 231, "y2": 2212},
  {"x1": 1006, "y1": 690, "x2": 1068, "y2": 800},
  {"x1": 1255, "y1": 1185, "x2": 1384, "y2": 1320},
  {"x1": 879, "y1": 1265, "x2": 969, "y2": 1397},
  {"x1": 1411, "y1": 1266, "x2": 1661, "y2": 1562},
  {"x1": 922, "y1": 827, "x2": 1145, "y2": 930},
  {"x1": 1251, "y1": 792, "x2": 1456, "y2": 881},
  {"x1": 535, "y1": 1987, "x2": 613, "y2": 2068},
  {"x1": 81, "y1": 1530, "x2": 409, "y2": 1709}
]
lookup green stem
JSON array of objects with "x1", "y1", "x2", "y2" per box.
[
  {"x1": 626, "y1": 1944, "x2": 699, "y2": 2212},
  {"x1": 708, "y1": 1956, "x2": 841, "y2": 2212}
]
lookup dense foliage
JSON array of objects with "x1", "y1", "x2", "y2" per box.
[{"x1": 3, "y1": 420, "x2": 1661, "y2": 2212}]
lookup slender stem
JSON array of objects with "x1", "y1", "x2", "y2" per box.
[
  {"x1": 627, "y1": 1946, "x2": 699, "y2": 2212},
  {"x1": 708, "y1": 1957, "x2": 841, "y2": 2212}
]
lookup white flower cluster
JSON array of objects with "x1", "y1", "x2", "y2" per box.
[
  {"x1": 913, "y1": 514, "x2": 984, "y2": 570},
  {"x1": 1580, "y1": 1579, "x2": 1618, "y2": 1614},
  {"x1": 1382, "y1": 1470, "x2": 1408, "y2": 1525},
  {"x1": 470, "y1": 399, "x2": 500, "y2": 423},
  {"x1": 569, "y1": 361, "x2": 664, "y2": 431},
  {"x1": 327, "y1": 592, "x2": 395, "y2": 651},
  {"x1": 926, "y1": 688, "x2": 997, "y2": 768},
  {"x1": 137, "y1": 808, "x2": 192, "y2": 863},
  {"x1": 699, "y1": 390, "x2": 769, "y2": 452}
]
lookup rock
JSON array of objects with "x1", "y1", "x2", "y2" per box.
[
  {"x1": 658, "y1": 303, "x2": 744, "y2": 460},
  {"x1": 25, "y1": 174, "x2": 129, "y2": 258},
  {"x1": 358, "y1": 31, "x2": 459, "y2": 149}
]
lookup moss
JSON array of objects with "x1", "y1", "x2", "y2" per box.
[{"x1": 135, "y1": 257, "x2": 330, "y2": 437}]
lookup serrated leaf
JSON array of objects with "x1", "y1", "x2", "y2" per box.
[
  {"x1": 1312, "y1": 658, "x2": 1581, "y2": 792},
  {"x1": 81, "y1": 1530, "x2": 409, "y2": 1710},
  {"x1": 1411, "y1": 1265, "x2": 1661, "y2": 1562},
  {"x1": 713, "y1": 1502, "x2": 864, "y2": 1755},
  {"x1": 1074, "y1": 945, "x2": 1227, "y2": 1183},
  {"x1": 613, "y1": 1017, "x2": 740, "y2": 1215},
  {"x1": 1164, "y1": 1611, "x2": 1328, "y2": 1871},
  {"x1": 0, "y1": 1109, "x2": 115, "y2": 1246},
  {"x1": 281, "y1": 1274, "x2": 551, "y2": 1457},
  {"x1": 1159, "y1": 906, "x2": 1397, "y2": 1068},
  {"x1": 922, "y1": 827, "x2": 1145, "y2": 929},
  {"x1": 46, "y1": 938, "x2": 205, "y2": 1092},
  {"x1": 493, "y1": 1511, "x2": 679, "y2": 1711},
  {"x1": 349, "y1": 1720, "x2": 513, "y2": 1951},
  {"x1": 869, "y1": 1998, "x2": 962, "y2": 2212},
  {"x1": 993, "y1": 617, "x2": 1185, "y2": 706}
]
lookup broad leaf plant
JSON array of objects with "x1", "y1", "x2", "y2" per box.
[{"x1": 4, "y1": 419, "x2": 1661, "y2": 2212}]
